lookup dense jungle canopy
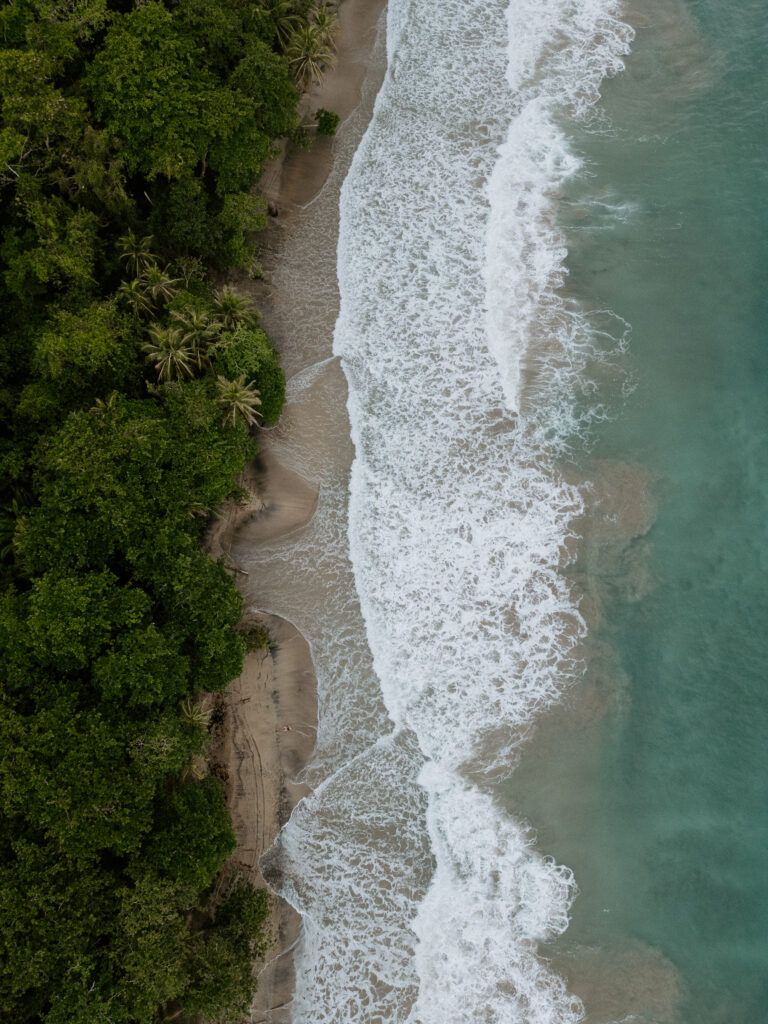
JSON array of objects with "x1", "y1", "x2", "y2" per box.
[{"x1": 0, "y1": 0, "x2": 334, "y2": 1019}]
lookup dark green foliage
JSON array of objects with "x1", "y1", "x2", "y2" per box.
[
  {"x1": 26, "y1": 570, "x2": 149, "y2": 671},
  {"x1": 35, "y1": 300, "x2": 140, "y2": 395},
  {"x1": 93, "y1": 625, "x2": 191, "y2": 706},
  {"x1": 0, "y1": 698, "x2": 160, "y2": 861},
  {"x1": 0, "y1": 0, "x2": 293, "y2": 1020},
  {"x1": 316, "y1": 107, "x2": 340, "y2": 136},
  {"x1": 87, "y1": 3, "x2": 225, "y2": 180},
  {"x1": 183, "y1": 879, "x2": 272, "y2": 1019},
  {"x1": 18, "y1": 388, "x2": 256, "y2": 573},
  {"x1": 147, "y1": 778, "x2": 236, "y2": 892},
  {"x1": 215, "y1": 326, "x2": 287, "y2": 423}
]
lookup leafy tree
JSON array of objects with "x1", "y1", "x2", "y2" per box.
[
  {"x1": 53, "y1": 125, "x2": 129, "y2": 216},
  {"x1": 26, "y1": 569, "x2": 148, "y2": 671},
  {"x1": 0, "y1": 698, "x2": 159, "y2": 862},
  {"x1": 35, "y1": 300, "x2": 138, "y2": 393},
  {"x1": 111, "y1": 871, "x2": 192, "y2": 1020},
  {"x1": 0, "y1": 841, "x2": 110, "y2": 1020},
  {"x1": 227, "y1": 37, "x2": 301, "y2": 144},
  {"x1": 181, "y1": 879, "x2": 271, "y2": 1019},
  {"x1": 141, "y1": 543, "x2": 247, "y2": 694},
  {"x1": 93, "y1": 626, "x2": 191, "y2": 707},
  {"x1": 86, "y1": 3, "x2": 219, "y2": 180},
  {"x1": 1, "y1": 192, "x2": 99, "y2": 303},
  {"x1": 127, "y1": 710, "x2": 203, "y2": 782},
  {"x1": 145, "y1": 778, "x2": 236, "y2": 892},
  {"x1": 213, "y1": 191, "x2": 270, "y2": 270},
  {"x1": 17, "y1": 391, "x2": 255, "y2": 574}
]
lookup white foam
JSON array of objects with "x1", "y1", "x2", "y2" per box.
[
  {"x1": 410, "y1": 764, "x2": 581, "y2": 1024},
  {"x1": 261, "y1": 0, "x2": 634, "y2": 1019},
  {"x1": 485, "y1": 0, "x2": 634, "y2": 414},
  {"x1": 262, "y1": 732, "x2": 430, "y2": 1022}
]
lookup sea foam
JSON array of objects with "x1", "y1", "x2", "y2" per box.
[{"x1": 266, "y1": 0, "x2": 634, "y2": 1019}]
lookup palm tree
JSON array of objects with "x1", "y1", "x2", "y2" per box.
[
  {"x1": 285, "y1": 23, "x2": 337, "y2": 92},
  {"x1": 216, "y1": 374, "x2": 262, "y2": 428},
  {"x1": 211, "y1": 287, "x2": 259, "y2": 331},
  {"x1": 142, "y1": 326, "x2": 195, "y2": 381},
  {"x1": 180, "y1": 696, "x2": 211, "y2": 730},
  {"x1": 118, "y1": 230, "x2": 156, "y2": 277},
  {"x1": 180, "y1": 756, "x2": 208, "y2": 783},
  {"x1": 90, "y1": 391, "x2": 119, "y2": 415},
  {"x1": 118, "y1": 277, "x2": 155, "y2": 318},
  {"x1": 0, "y1": 497, "x2": 22, "y2": 564},
  {"x1": 310, "y1": 2, "x2": 338, "y2": 45},
  {"x1": 170, "y1": 308, "x2": 220, "y2": 368},
  {"x1": 141, "y1": 264, "x2": 181, "y2": 305},
  {"x1": 263, "y1": 0, "x2": 304, "y2": 50}
]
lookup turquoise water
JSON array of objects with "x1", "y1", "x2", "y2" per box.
[{"x1": 510, "y1": 1, "x2": 768, "y2": 1021}]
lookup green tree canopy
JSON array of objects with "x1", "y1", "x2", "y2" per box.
[{"x1": 0, "y1": 0, "x2": 305, "y2": 1017}]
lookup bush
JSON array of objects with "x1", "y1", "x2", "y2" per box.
[
  {"x1": 315, "y1": 107, "x2": 340, "y2": 136},
  {"x1": 214, "y1": 326, "x2": 286, "y2": 424},
  {"x1": 238, "y1": 622, "x2": 272, "y2": 651}
]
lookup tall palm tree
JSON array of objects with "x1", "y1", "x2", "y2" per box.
[
  {"x1": 285, "y1": 23, "x2": 337, "y2": 92},
  {"x1": 142, "y1": 326, "x2": 195, "y2": 381},
  {"x1": 211, "y1": 287, "x2": 259, "y2": 331},
  {"x1": 216, "y1": 374, "x2": 262, "y2": 428},
  {"x1": 141, "y1": 264, "x2": 181, "y2": 305},
  {"x1": 263, "y1": 0, "x2": 304, "y2": 50},
  {"x1": 118, "y1": 277, "x2": 155, "y2": 318},
  {"x1": 310, "y1": 2, "x2": 338, "y2": 46},
  {"x1": 170, "y1": 308, "x2": 220, "y2": 368},
  {"x1": 118, "y1": 230, "x2": 156, "y2": 277}
]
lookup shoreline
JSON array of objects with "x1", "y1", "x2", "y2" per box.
[{"x1": 208, "y1": 2, "x2": 387, "y2": 1020}]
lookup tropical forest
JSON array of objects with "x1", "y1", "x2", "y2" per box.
[{"x1": 0, "y1": 0, "x2": 337, "y2": 1020}]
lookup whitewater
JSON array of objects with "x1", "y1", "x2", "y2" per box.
[{"x1": 262, "y1": 0, "x2": 635, "y2": 1020}]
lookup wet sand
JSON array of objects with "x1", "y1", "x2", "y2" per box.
[{"x1": 208, "y1": 2, "x2": 388, "y2": 1020}]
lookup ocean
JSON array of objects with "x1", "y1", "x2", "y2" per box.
[{"x1": 252, "y1": 0, "x2": 768, "y2": 1021}]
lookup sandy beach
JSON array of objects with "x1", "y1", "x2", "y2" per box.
[{"x1": 206, "y1": 3, "x2": 387, "y2": 1020}]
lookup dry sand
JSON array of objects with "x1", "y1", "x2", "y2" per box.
[
  {"x1": 207, "y1": 609, "x2": 317, "y2": 1024},
  {"x1": 206, "y1": 2, "x2": 387, "y2": 1020},
  {"x1": 258, "y1": 0, "x2": 387, "y2": 217}
]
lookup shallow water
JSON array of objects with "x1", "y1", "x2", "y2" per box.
[
  {"x1": 509, "y1": 1, "x2": 768, "y2": 1020},
  {"x1": 249, "y1": 0, "x2": 768, "y2": 1020}
]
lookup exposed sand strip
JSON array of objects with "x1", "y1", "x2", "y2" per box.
[{"x1": 207, "y1": 2, "x2": 387, "y2": 1020}]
